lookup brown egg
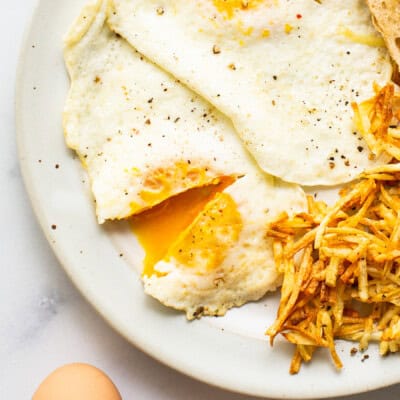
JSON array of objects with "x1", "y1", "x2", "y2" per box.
[{"x1": 32, "y1": 363, "x2": 122, "y2": 400}]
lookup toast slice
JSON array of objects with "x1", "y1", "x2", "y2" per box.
[{"x1": 367, "y1": 0, "x2": 400, "y2": 67}]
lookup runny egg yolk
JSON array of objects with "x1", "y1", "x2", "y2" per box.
[
  {"x1": 212, "y1": 0, "x2": 263, "y2": 19},
  {"x1": 167, "y1": 192, "x2": 242, "y2": 271},
  {"x1": 131, "y1": 176, "x2": 235, "y2": 277}
]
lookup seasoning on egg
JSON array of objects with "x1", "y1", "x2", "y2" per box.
[{"x1": 212, "y1": 44, "x2": 221, "y2": 54}]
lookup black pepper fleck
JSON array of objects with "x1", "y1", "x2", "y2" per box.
[
  {"x1": 212, "y1": 45, "x2": 221, "y2": 54},
  {"x1": 361, "y1": 354, "x2": 369, "y2": 362},
  {"x1": 350, "y1": 348, "x2": 358, "y2": 356}
]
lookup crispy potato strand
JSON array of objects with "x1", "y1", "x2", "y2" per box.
[
  {"x1": 266, "y1": 85, "x2": 400, "y2": 373},
  {"x1": 266, "y1": 168, "x2": 400, "y2": 373}
]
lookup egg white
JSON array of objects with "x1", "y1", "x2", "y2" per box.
[{"x1": 108, "y1": 0, "x2": 393, "y2": 185}]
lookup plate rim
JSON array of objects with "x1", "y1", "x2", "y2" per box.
[{"x1": 15, "y1": 0, "x2": 400, "y2": 398}]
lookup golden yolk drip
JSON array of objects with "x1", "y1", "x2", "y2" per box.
[
  {"x1": 212, "y1": 0, "x2": 263, "y2": 19},
  {"x1": 131, "y1": 177, "x2": 234, "y2": 277},
  {"x1": 167, "y1": 192, "x2": 242, "y2": 272}
]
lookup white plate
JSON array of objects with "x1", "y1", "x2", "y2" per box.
[{"x1": 16, "y1": 1, "x2": 400, "y2": 398}]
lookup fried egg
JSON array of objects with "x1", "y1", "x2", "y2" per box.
[
  {"x1": 64, "y1": 1, "x2": 245, "y2": 222},
  {"x1": 64, "y1": 0, "x2": 307, "y2": 317},
  {"x1": 108, "y1": 0, "x2": 393, "y2": 185},
  {"x1": 136, "y1": 171, "x2": 304, "y2": 319}
]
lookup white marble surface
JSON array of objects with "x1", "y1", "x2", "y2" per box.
[{"x1": 2, "y1": 1, "x2": 400, "y2": 399}]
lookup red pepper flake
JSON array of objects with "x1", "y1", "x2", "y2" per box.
[{"x1": 296, "y1": 14, "x2": 302, "y2": 19}]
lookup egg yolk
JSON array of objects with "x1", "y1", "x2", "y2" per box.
[
  {"x1": 212, "y1": 0, "x2": 263, "y2": 19},
  {"x1": 167, "y1": 192, "x2": 242, "y2": 272},
  {"x1": 131, "y1": 176, "x2": 235, "y2": 277},
  {"x1": 138, "y1": 162, "x2": 210, "y2": 205}
]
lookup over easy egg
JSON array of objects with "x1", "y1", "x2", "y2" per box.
[
  {"x1": 108, "y1": 0, "x2": 393, "y2": 185},
  {"x1": 63, "y1": 0, "x2": 306, "y2": 318}
]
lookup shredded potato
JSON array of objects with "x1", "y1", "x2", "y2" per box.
[
  {"x1": 266, "y1": 84, "x2": 400, "y2": 374},
  {"x1": 352, "y1": 83, "x2": 400, "y2": 161}
]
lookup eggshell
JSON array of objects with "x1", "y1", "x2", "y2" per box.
[{"x1": 32, "y1": 363, "x2": 122, "y2": 400}]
